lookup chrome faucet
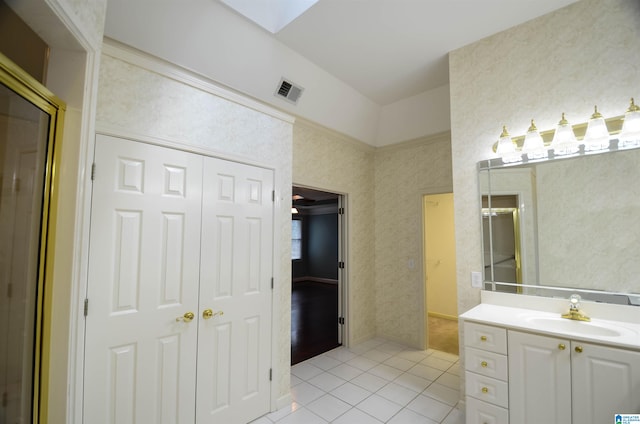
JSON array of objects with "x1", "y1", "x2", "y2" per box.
[{"x1": 561, "y1": 294, "x2": 591, "y2": 322}]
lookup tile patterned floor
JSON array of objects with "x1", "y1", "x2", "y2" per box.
[{"x1": 252, "y1": 338, "x2": 464, "y2": 424}]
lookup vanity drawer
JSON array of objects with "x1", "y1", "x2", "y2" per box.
[
  {"x1": 466, "y1": 396, "x2": 509, "y2": 424},
  {"x1": 465, "y1": 347, "x2": 508, "y2": 381},
  {"x1": 464, "y1": 321, "x2": 508, "y2": 354},
  {"x1": 466, "y1": 371, "x2": 509, "y2": 408}
]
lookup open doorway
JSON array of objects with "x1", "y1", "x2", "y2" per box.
[
  {"x1": 291, "y1": 186, "x2": 345, "y2": 364},
  {"x1": 423, "y1": 193, "x2": 459, "y2": 355}
]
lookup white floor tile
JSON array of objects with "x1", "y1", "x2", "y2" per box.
[
  {"x1": 357, "y1": 394, "x2": 404, "y2": 422},
  {"x1": 290, "y1": 374, "x2": 303, "y2": 387},
  {"x1": 350, "y1": 372, "x2": 388, "y2": 392},
  {"x1": 347, "y1": 356, "x2": 379, "y2": 371},
  {"x1": 249, "y1": 417, "x2": 272, "y2": 424},
  {"x1": 368, "y1": 363, "x2": 404, "y2": 381},
  {"x1": 361, "y1": 348, "x2": 394, "y2": 363},
  {"x1": 325, "y1": 347, "x2": 358, "y2": 362},
  {"x1": 446, "y1": 362, "x2": 461, "y2": 376},
  {"x1": 290, "y1": 381, "x2": 325, "y2": 405},
  {"x1": 387, "y1": 408, "x2": 439, "y2": 424},
  {"x1": 306, "y1": 394, "x2": 352, "y2": 422},
  {"x1": 308, "y1": 372, "x2": 346, "y2": 392},
  {"x1": 396, "y1": 349, "x2": 430, "y2": 363},
  {"x1": 328, "y1": 363, "x2": 364, "y2": 380},
  {"x1": 384, "y1": 356, "x2": 416, "y2": 371},
  {"x1": 266, "y1": 403, "x2": 301, "y2": 422},
  {"x1": 332, "y1": 408, "x2": 384, "y2": 424},
  {"x1": 308, "y1": 354, "x2": 343, "y2": 371},
  {"x1": 441, "y1": 406, "x2": 465, "y2": 424},
  {"x1": 376, "y1": 342, "x2": 405, "y2": 355},
  {"x1": 330, "y1": 382, "x2": 372, "y2": 406},
  {"x1": 406, "y1": 363, "x2": 444, "y2": 381},
  {"x1": 423, "y1": 382, "x2": 460, "y2": 406},
  {"x1": 274, "y1": 407, "x2": 327, "y2": 424},
  {"x1": 431, "y1": 351, "x2": 459, "y2": 363},
  {"x1": 406, "y1": 394, "x2": 453, "y2": 422},
  {"x1": 435, "y1": 372, "x2": 459, "y2": 390},
  {"x1": 377, "y1": 382, "x2": 419, "y2": 406},
  {"x1": 394, "y1": 372, "x2": 432, "y2": 392},
  {"x1": 291, "y1": 362, "x2": 324, "y2": 380},
  {"x1": 421, "y1": 356, "x2": 455, "y2": 371}
]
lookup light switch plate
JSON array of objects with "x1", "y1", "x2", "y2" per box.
[{"x1": 471, "y1": 271, "x2": 482, "y2": 288}]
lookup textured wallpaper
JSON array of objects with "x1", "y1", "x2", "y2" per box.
[
  {"x1": 96, "y1": 51, "x2": 294, "y2": 402},
  {"x1": 374, "y1": 133, "x2": 453, "y2": 348},
  {"x1": 450, "y1": 0, "x2": 640, "y2": 395},
  {"x1": 292, "y1": 120, "x2": 377, "y2": 345}
]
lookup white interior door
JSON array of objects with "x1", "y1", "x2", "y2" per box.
[
  {"x1": 84, "y1": 135, "x2": 203, "y2": 424},
  {"x1": 197, "y1": 157, "x2": 274, "y2": 424}
]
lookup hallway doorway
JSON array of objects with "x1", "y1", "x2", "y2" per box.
[
  {"x1": 423, "y1": 193, "x2": 459, "y2": 355},
  {"x1": 291, "y1": 186, "x2": 345, "y2": 364}
]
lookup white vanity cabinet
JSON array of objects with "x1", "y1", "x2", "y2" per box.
[
  {"x1": 508, "y1": 330, "x2": 640, "y2": 424},
  {"x1": 464, "y1": 322, "x2": 509, "y2": 424}
]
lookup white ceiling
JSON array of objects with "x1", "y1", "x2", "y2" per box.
[
  {"x1": 270, "y1": 0, "x2": 578, "y2": 105},
  {"x1": 106, "y1": 0, "x2": 577, "y2": 107}
]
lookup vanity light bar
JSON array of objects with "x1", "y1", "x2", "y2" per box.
[{"x1": 493, "y1": 98, "x2": 640, "y2": 163}]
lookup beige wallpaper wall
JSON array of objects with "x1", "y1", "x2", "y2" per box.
[
  {"x1": 96, "y1": 49, "x2": 294, "y2": 402},
  {"x1": 374, "y1": 133, "x2": 453, "y2": 348},
  {"x1": 292, "y1": 120, "x2": 377, "y2": 345},
  {"x1": 450, "y1": 0, "x2": 640, "y2": 395}
]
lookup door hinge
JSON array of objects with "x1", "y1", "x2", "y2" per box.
[
  {"x1": 338, "y1": 317, "x2": 345, "y2": 325},
  {"x1": 2, "y1": 391, "x2": 7, "y2": 408},
  {"x1": 269, "y1": 368, "x2": 272, "y2": 381},
  {"x1": 338, "y1": 207, "x2": 345, "y2": 215},
  {"x1": 272, "y1": 190, "x2": 275, "y2": 202},
  {"x1": 338, "y1": 261, "x2": 345, "y2": 269},
  {"x1": 6, "y1": 283, "x2": 12, "y2": 298},
  {"x1": 84, "y1": 298, "x2": 89, "y2": 317},
  {"x1": 271, "y1": 277, "x2": 274, "y2": 289},
  {"x1": 91, "y1": 163, "x2": 96, "y2": 181}
]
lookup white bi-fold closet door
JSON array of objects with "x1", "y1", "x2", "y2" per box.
[{"x1": 84, "y1": 135, "x2": 274, "y2": 424}]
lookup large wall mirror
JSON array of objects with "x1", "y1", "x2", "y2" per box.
[{"x1": 479, "y1": 145, "x2": 640, "y2": 305}]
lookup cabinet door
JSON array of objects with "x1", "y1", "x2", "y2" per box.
[
  {"x1": 572, "y1": 342, "x2": 640, "y2": 424},
  {"x1": 508, "y1": 331, "x2": 571, "y2": 424}
]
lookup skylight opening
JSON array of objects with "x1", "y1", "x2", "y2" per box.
[{"x1": 219, "y1": 0, "x2": 319, "y2": 34}]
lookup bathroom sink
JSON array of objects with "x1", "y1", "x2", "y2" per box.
[{"x1": 524, "y1": 316, "x2": 623, "y2": 337}]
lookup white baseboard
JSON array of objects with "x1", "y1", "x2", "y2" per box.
[{"x1": 275, "y1": 393, "x2": 292, "y2": 411}]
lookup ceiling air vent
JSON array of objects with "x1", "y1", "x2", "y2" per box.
[{"x1": 275, "y1": 78, "x2": 304, "y2": 105}]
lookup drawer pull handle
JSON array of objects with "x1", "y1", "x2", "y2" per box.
[
  {"x1": 481, "y1": 387, "x2": 489, "y2": 394},
  {"x1": 480, "y1": 335, "x2": 487, "y2": 342},
  {"x1": 575, "y1": 346, "x2": 583, "y2": 353},
  {"x1": 558, "y1": 343, "x2": 566, "y2": 350},
  {"x1": 481, "y1": 361, "x2": 488, "y2": 368}
]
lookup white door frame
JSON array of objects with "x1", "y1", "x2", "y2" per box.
[{"x1": 291, "y1": 184, "x2": 348, "y2": 349}]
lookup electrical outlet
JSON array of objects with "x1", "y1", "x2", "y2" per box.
[{"x1": 471, "y1": 271, "x2": 482, "y2": 288}]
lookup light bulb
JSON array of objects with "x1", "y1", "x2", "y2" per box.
[
  {"x1": 619, "y1": 98, "x2": 640, "y2": 148},
  {"x1": 522, "y1": 119, "x2": 547, "y2": 159},
  {"x1": 495, "y1": 125, "x2": 522, "y2": 163},
  {"x1": 582, "y1": 106, "x2": 611, "y2": 151},
  {"x1": 550, "y1": 113, "x2": 579, "y2": 156}
]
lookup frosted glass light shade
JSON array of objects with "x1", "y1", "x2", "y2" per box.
[
  {"x1": 522, "y1": 119, "x2": 547, "y2": 159},
  {"x1": 550, "y1": 113, "x2": 579, "y2": 156},
  {"x1": 496, "y1": 126, "x2": 522, "y2": 163},
  {"x1": 583, "y1": 106, "x2": 610, "y2": 151},
  {"x1": 619, "y1": 98, "x2": 640, "y2": 148}
]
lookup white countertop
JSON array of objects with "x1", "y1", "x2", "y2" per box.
[{"x1": 460, "y1": 303, "x2": 640, "y2": 351}]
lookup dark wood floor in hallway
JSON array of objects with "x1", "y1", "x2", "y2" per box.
[{"x1": 291, "y1": 281, "x2": 341, "y2": 365}]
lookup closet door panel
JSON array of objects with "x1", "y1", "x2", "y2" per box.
[
  {"x1": 84, "y1": 135, "x2": 203, "y2": 424},
  {"x1": 197, "y1": 157, "x2": 274, "y2": 424}
]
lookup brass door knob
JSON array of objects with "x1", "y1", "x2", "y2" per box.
[
  {"x1": 176, "y1": 312, "x2": 195, "y2": 322},
  {"x1": 558, "y1": 344, "x2": 566, "y2": 350},
  {"x1": 481, "y1": 361, "x2": 488, "y2": 368},
  {"x1": 480, "y1": 336, "x2": 487, "y2": 342},
  {"x1": 202, "y1": 309, "x2": 224, "y2": 320},
  {"x1": 481, "y1": 387, "x2": 489, "y2": 394},
  {"x1": 575, "y1": 346, "x2": 583, "y2": 353}
]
